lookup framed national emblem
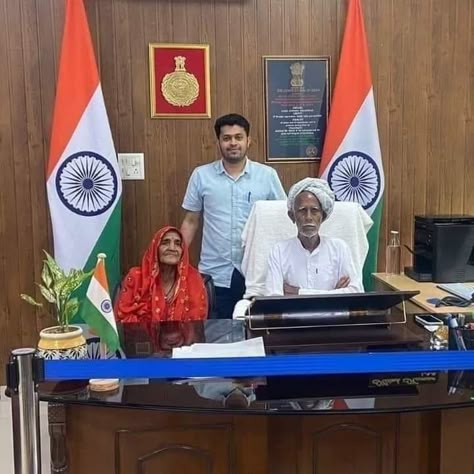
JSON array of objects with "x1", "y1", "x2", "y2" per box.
[
  {"x1": 149, "y1": 43, "x2": 211, "y2": 119},
  {"x1": 263, "y1": 56, "x2": 330, "y2": 162}
]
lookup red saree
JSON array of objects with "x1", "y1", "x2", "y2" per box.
[{"x1": 115, "y1": 226, "x2": 208, "y2": 322}]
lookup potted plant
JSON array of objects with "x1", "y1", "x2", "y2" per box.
[{"x1": 21, "y1": 251, "x2": 93, "y2": 360}]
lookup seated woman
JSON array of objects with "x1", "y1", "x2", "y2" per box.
[{"x1": 116, "y1": 226, "x2": 208, "y2": 322}]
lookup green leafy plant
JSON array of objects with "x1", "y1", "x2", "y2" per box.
[{"x1": 21, "y1": 251, "x2": 93, "y2": 332}]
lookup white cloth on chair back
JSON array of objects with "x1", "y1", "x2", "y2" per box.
[{"x1": 241, "y1": 200, "x2": 373, "y2": 297}]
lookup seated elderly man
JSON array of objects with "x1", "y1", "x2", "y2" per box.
[{"x1": 265, "y1": 177, "x2": 364, "y2": 296}]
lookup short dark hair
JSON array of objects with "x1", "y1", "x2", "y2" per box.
[{"x1": 214, "y1": 114, "x2": 250, "y2": 138}]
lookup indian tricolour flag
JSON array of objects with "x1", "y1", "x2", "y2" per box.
[
  {"x1": 47, "y1": 0, "x2": 122, "y2": 319},
  {"x1": 82, "y1": 254, "x2": 120, "y2": 353},
  {"x1": 319, "y1": 0, "x2": 384, "y2": 290}
]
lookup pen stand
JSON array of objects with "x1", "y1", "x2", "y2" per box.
[{"x1": 448, "y1": 327, "x2": 474, "y2": 350}]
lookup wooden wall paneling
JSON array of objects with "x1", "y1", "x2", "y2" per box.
[
  {"x1": 0, "y1": 0, "x2": 14, "y2": 362},
  {"x1": 425, "y1": 1, "x2": 443, "y2": 215},
  {"x1": 4, "y1": 0, "x2": 32, "y2": 352},
  {"x1": 255, "y1": 0, "x2": 270, "y2": 169},
  {"x1": 241, "y1": 0, "x2": 258, "y2": 141},
  {"x1": 386, "y1": 0, "x2": 405, "y2": 250},
  {"x1": 183, "y1": 0, "x2": 205, "y2": 236},
  {"x1": 214, "y1": 1, "x2": 232, "y2": 117},
  {"x1": 319, "y1": 0, "x2": 335, "y2": 59},
  {"x1": 437, "y1": 2, "x2": 458, "y2": 215},
  {"x1": 113, "y1": 0, "x2": 137, "y2": 272},
  {"x1": 143, "y1": 1, "x2": 161, "y2": 240},
  {"x1": 296, "y1": 0, "x2": 311, "y2": 56},
  {"x1": 95, "y1": 0, "x2": 119, "y2": 157},
  {"x1": 283, "y1": 0, "x2": 297, "y2": 56},
  {"x1": 228, "y1": 0, "x2": 244, "y2": 115},
  {"x1": 268, "y1": 0, "x2": 292, "y2": 190},
  {"x1": 199, "y1": 0, "x2": 218, "y2": 167},
  {"x1": 464, "y1": 1, "x2": 474, "y2": 215},
  {"x1": 35, "y1": 0, "x2": 60, "y2": 332},
  {"x1": 408, "y1": 0, "x2": 431, "y2": 269},
  {"x1": 268, "y1": 1, "x2": 283, "y2": 62},
  {"x1": 370, "y1": 0, "x2": 391, "y2": 272},
  {"x1": 21, "y1": 0, "x2": 51, "y2": 340},
  {"x1": 130, "y1": 0, "x2": 152, "y2": 256},
  {"x1": 448, "y1": 0, "x2": 471, "y2": 214},
  {"x1": 398, "y1": 0, "x2": 417, "y2": 271}
]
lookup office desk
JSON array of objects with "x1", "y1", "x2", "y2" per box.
[
  {"x1": 373, "y1": 272, "x2": 473, "y2": 314},
  {"x1": 35, "y1": 320, "x2": 474, "y2": 474}
]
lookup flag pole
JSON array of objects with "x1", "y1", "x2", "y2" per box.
[{"x1": 88, "y1": 253, "x2": 120, "y2": 392}]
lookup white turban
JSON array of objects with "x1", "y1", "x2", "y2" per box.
[{"x1": 287, "y1": 177, "x2": 335, "y2": 220}]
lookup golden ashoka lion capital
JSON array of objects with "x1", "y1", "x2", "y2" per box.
[{"x1": 161, "y1": 55, "x2": 199, "y2": 107}]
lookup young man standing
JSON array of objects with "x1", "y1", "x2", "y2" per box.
[{"x1": 181, "y1": 113, "x2": 286, "y2": 318}]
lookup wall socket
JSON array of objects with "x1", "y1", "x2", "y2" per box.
[{"x1": 118, "y1": 153, "x2": 145, "y2": 180}]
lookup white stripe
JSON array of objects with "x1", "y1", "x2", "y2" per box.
[
  {"x1": 86, "y1": 275, "x2": 117, "y2": 332},
  {"x1": 47, "y1": 85, "x2": 122, "y2": 271},
  {"x1": 321, "y1": 89, "x2": 384, "y2": 216}
]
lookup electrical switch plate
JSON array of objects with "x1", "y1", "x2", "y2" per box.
[{"x1": 118, "y1": 153, "x2": 145, "y2": 180}]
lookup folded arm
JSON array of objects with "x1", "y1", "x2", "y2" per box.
[{"x1": 298, "y1": 243, "x2": 364, "y2": 295}]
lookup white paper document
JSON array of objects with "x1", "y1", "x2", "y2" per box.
[{"x1": 172, "y1": 337, "x2": 265, "y2": 359}]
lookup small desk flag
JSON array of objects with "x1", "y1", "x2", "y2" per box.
[{"x1": 82, "y1": 253, "x2": 120, "y2": 353}]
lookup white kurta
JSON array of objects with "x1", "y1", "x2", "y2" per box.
[{"x1": 265, "y1": 236, "x2": 364, "y2": 296}]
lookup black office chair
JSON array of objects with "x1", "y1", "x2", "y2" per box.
[{"x1": 200, "y1": 273, "x2": 216, "y2": 318}]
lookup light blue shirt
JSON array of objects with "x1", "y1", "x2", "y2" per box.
[{"x1": 182, "y1": 159, "x2": 286, "y2": 287}]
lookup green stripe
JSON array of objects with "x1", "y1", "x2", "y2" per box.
[
  {"x1": 81, "y1": 297, "x2": 120, "y2": 352},
  {"x1": 73, "y1": 199, "x2": 122, "y2": 323},
  {"x1": 363, "y1": 199, "x2": 383, "y2": 291}
]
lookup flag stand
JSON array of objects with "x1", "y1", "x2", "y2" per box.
[{"x1": 89, "y1": 342, "x2": 120, "y2": 392}]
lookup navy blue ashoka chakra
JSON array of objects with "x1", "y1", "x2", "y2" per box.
[
  {"x1": 327, "y1": 151, "x2": 381, "y2": 210},
  {"x1": 56, "y1": 151, "x2": 118, "y2": 217}
]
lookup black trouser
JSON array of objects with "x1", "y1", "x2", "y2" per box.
[{"x1": 211, "y1": 269, "x2": 246, "y2": 319}]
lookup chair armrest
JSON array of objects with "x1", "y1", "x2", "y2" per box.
[{"x1": 233, "y1": 299, "x2": 252, "y2": 319}]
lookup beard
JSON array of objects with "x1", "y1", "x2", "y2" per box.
[
  {"x1": 219, "y1": 143, "x2": 248, "y2": 163},
  {"x1": 223, "y1": 152, "x2": 246, "y2": 163},
  {"x1": 299, "y1": 226, "x2": 319, "y2": 239}
]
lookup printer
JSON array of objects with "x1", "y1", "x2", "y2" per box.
[{"x1": 405, "y1": 215, "x2": 474, "y2": 283}]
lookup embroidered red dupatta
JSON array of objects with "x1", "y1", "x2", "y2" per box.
[{"x1": 115, "y1": 226, "x2": 208, "y2": 322}]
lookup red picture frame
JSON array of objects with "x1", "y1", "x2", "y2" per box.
[{"x1": 149, "y1": 43, "x2": 211, "y2": 119}]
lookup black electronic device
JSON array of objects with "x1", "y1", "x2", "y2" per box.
[
  {"x1": 408, "y1": 215, "x2": 474, "y2": 283},
  {"x1": 246, "y1": 291, "x2": 419, "y2": 330}
]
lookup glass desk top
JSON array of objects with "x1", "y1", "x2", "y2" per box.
[{"x1": 34, "y1": 319, "x2": 474, "y2": 415}]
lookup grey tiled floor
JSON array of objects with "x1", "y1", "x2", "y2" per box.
[{"x1": 1, "y1": 387, "x2": 50, "y2": 473}]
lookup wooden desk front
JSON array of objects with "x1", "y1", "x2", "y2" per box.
[{"x1": 48, "y1": 403, "x2": 474, "y2": 474}]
